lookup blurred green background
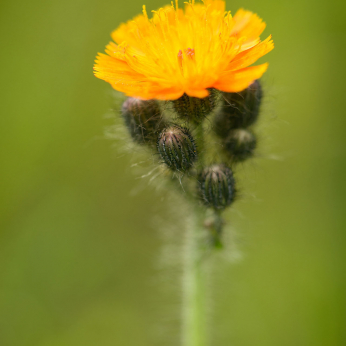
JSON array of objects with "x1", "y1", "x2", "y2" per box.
[{"x1": 1, "y1": 0, "x2": 346, "y2": 345}]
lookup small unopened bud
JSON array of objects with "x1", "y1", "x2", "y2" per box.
[
  {"x1": 122, "y1": 97, "x2": 164, "y2": 143},
  {"x1": 172, "y1": 89, "x2": 219, "y2": 122},
  {"x1": 157, "y1": 126, "x2": 197, "y2": 172},
  {"x1": 224, "y1": 129, "x2": 257, "y2": 162},
  {"x1": 198, "y1": 164, "x2": 236, "y2": 210},
  {"x1": 214, "y1": 80, "x2": 262, "y2": 137}
]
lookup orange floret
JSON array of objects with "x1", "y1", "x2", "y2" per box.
[{"x1": 93, "y1": 0, "x2": 274, "y2": 100}]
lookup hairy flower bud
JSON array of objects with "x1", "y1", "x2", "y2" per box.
[
  {"x1": 224, "y1": 129, "x2": 257, "y2": 162},
  {"x1": 198, "y1": 164, "x2": 236, "y2": 210},
  {"x1": 172, "y1": 89, "x2": 219, "y2": 122},
  {"x1": 157, "y1": 126, "x2": 197, "y2": 172},
  {"x1": 122, "y1": 97, "x2": 165, "y2": 143},
  {"x1": 214, "y1": 80, "x2": 262, "y2": 137}
]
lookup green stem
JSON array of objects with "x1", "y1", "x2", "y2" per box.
[
  {"x1": 182, "y1": 207, "x2": 209, "y2": 346},
  {"x1": 210, "y1": 209, "x2": 224, "y2": 249},
  {"x1": 195, "y1": 123, "x2": 205, "y2": 171}
]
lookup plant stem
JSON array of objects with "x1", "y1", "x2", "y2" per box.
[
  {"x1": 195, "y1": 123, "x2": 205, "y2": 171},
  {"x1": 210, "y1": 209, "x2": 224, "y2": 248},
  {"x1": 182, "y1": 206, "x2": 209, "y2": 346}
]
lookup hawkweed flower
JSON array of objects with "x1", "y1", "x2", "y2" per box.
[
  {"x1": 94, "y1": 0, "x2": 273, "y2": 100},
  {"x1": 94, "y1": 2, "x2": 274, "y2": 345}
]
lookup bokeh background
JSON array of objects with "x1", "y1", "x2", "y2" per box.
[{"x1": 1, "y1": 0, "x2": 346, "y2": 345}]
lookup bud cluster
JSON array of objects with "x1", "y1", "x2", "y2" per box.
[{"x1": 118, "y1": 80, "x2": 264, "y2": 245}]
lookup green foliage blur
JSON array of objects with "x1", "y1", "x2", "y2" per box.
[{"x1": 1, "y1": 0, "x2": 346, "y2": 345}]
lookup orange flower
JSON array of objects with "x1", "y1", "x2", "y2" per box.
[{"x1": 94, "y1": 0, "x2": 274, "y2": 100}]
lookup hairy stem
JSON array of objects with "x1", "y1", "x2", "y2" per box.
[
  {"x1": 195, "y1": 123, "x2": 205, "y2": 171},
  {"x1": 182, "y1": 206, "x2": 209, "y2": 346},
  {"x1": 210, "y1": 209, "x2": 224, "y2": 248}
]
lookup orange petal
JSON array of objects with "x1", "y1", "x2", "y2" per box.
[
  {"x1": 151, "y1": 89, "x2": 184, "y2": 100},
  {"x1": 185, "y1": 89, "x2": 210, "y2": 98},
  {"x1": 95, "y1": 54, "x2": 185, "y2": 100},
  {"x1": 213, "y1": 63, "x2": 269, "y2": 93},
  {"x1": 228, "y1": 35, "x2": 274, "y2": 71},
  {"x1": 93, "y1": 53, "x2": 144, "y2": 83},
  {"x1": 231, "y1": 9, "x2": 266, "y2": 42}
]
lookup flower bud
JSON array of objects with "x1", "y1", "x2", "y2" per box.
[
  {"x1": 122, "y1": 97, "x2": 165, "y2": 143},
  {"x1": 157, "y1": 126, "x2": 197, "y2": 172},
  {"x1": 224, "y1": 129, "x2": 257, "y2": 162},
  {"x1": 214, "y1": 80, "x2": 262, "y2": 138},
  {"x1": 198, "y1": 164, "x2": 236, "y2": 210},
  {"x1": 172, "y1": 89, "x2": 219, "y2": 122}
]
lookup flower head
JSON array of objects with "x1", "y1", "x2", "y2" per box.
[{"x1": 94, "y1": 0, "x2": 274, "y2": 100}]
